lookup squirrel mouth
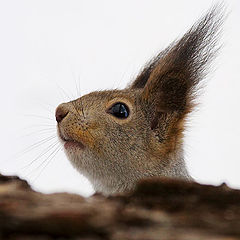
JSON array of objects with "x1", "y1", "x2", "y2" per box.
[
  {"x1": 58, "y1": 130, "x2": 85, "y2": 150},
  {"x1": 64, "y1": 140, "x2": 85, "y2": 150}
]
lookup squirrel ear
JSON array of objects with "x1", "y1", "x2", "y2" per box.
[{"x1": 131, "y1": 4, "x2": 225, "y2": 115}]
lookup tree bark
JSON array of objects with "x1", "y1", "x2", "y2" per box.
[{"x1": 0, "y1": 173, "x2": 240, "y2": 240}]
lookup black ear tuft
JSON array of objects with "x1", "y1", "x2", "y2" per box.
[
  {"x1": 130, "y1": 47, "x2": 169, "y2": 89},
  {"x1": 130, "y1": 3, "x2": 225, "y2": 114}
]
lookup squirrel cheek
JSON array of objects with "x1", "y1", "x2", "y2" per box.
[{"x1": 75, "y1": 128, "x2": 95, "y2": 148}]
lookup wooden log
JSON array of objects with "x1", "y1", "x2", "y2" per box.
[{"x1": 0, "y1": 173, "x2": 240, "y2": 240}]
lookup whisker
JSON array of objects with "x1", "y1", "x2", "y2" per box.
[
  {"x1": 77, "y1": 75, "x2": 86, "y2": 119},
  {"x1": 55, "y1": 83, "x2": 69, "y2": 103},
  {"x1": 20, "y1": 140, "x2": 60, "y2": 172},
  {"x1": 56, "y1": 76, "x2": 95, "y2": 142},
  {"x1": 70, "y1": 100, "x2": 95, "y2": 140},
  {"x1": 16, "y1": 134, "x2": 57, "y2": 157},
  {"x1": 40, "y1": 101, "x2": 56, "y2": 109},
  {"x1": 19, "y1": 128, "x2": 56, "y2": 138},
  {"x1": 39, "y1": 102, "x2": 55, "y2": 115},
  {"x1": 22, "y1": 124, "x2": 56, "y2": 129},
  {"x1": 72, "y1": 71, "x2": 81, "y2": 98},
  {"x1": 56, "y1": 83, "x2": 74, "y2": 103},
  {"x1": 70, "y1": 102, "x2": 95, "y2": 139},
  {"x1": 71, "y1": 100, "x2": 82, "y2": 120},
  {"x1": 24, "y1": 143, "x2": 61, "y2": 178},
  {"x1": 30, "y1": 144, "x2": 62, "y2": 182},
  {"x1": 22, "y1": 114, "x2": 54, "y2": 121},
  {"x1": 32, "y1": 145, "x2": 63, "y2": 184}
]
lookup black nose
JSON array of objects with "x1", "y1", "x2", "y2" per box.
[{"x1": 55, "y1": 104, "x2": 69, "y2": 123}]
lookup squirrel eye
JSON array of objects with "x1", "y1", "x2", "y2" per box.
[{"x1": 107, "y1": 102, "x2": 129, "y2": 119}]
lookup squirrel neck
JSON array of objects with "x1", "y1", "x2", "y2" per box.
[{"x1": 82, "y1": 149, "x2": 192, "y2": 195}]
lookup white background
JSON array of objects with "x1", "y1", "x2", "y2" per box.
[{"x1": 0, "y1": 0, "x2": 239, "y2": 197}]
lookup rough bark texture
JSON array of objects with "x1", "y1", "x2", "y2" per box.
[{"x1": 0, "y1": 173, "x2": 240, "y2": 240}]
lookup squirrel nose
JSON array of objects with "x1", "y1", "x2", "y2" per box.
[{"x1": 55, "y1": 104, "x2": 69, "y2": 123}]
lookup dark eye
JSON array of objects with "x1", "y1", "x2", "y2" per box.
[{"x1": 107, "y1": 102, "x2": 129, "y2": 119}]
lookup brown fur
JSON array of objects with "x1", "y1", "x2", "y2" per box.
[{"x1": 56, "y1": 4, "x2": 225, "y2": 195}]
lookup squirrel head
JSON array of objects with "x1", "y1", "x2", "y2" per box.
[{"x1": 56, "y1": 5, "x2": 224, "y2": 195}]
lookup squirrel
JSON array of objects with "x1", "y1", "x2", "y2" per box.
[{"x1": 56, "y1": 5, "x2": 225, "y2": 195}]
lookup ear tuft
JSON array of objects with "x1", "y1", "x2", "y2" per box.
[{"x1": 130, "y1": 3, "x2": 225, "y2": 115}]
